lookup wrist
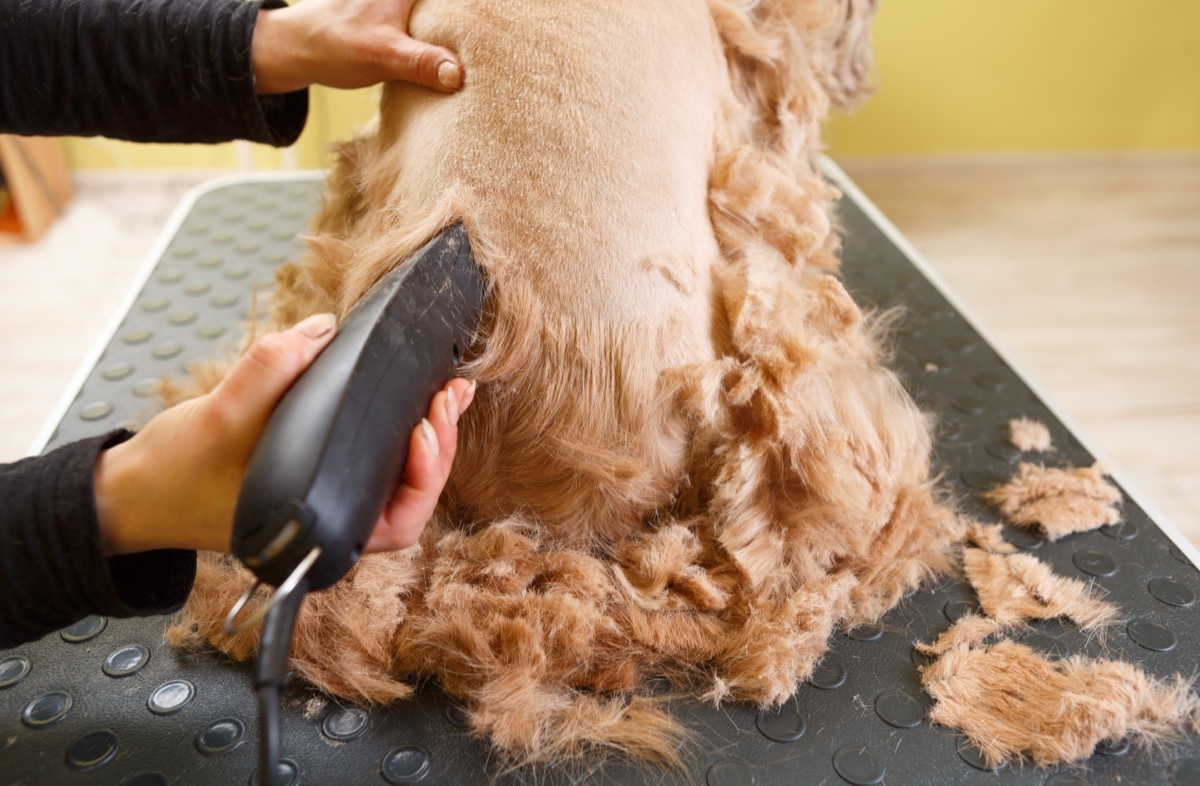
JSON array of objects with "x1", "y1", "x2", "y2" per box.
[
  {"x1": 94, "y1": 441, "x2": 150, "y2": 556},
  {"x1": 252, "y1": 6, "x2": 312, "y2": 94}
]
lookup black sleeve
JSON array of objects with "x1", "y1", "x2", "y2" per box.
[
  {"x1": 0, "y1": 0, "x2": 306, "y2": 145},
  {"x1": 0, "y1": 432, "x2": 196, "y2": 649}
]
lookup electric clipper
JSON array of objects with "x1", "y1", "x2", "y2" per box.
[{"x1": 223, "y1": 223, "x2": 485, "y2": 786}]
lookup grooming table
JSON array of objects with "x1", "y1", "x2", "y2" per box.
[{"x1": 3, "y1": 166, "x2": 1198, "y2": 786}]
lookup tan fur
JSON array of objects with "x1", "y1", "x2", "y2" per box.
[
  {"x1": 171, "y1": 0, "x2": 974, "y2": 767},
  {"x1": 985, "y1": 461, "x2": 1122, "y2": 541},
  {"x1": 918, "y1": 523, "x2": 1197, "y2": 767},
  {"x1": 923, "y1": 640, "x2": 1199, "y2": 767},
  {"x1": 1008, "y1": 417, "x2": 1053, "y2": 453}
]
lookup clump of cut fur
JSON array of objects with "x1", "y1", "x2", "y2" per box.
[
  {"x1": 172, "y1": 0, "x2": 968, "y2": 770},
  {"x1": 923, "y1": 640, "x2": 1199, "y2": 767},
  {"x1": 917, "y1": 523, "x2": 1198, "y2": 766},
  {"x1": 985, "y1": 462, "x2": 1122, "y2": 541},
  {"x1": 1008, "y1": 417, "x2": 1053, "y2": 453}
]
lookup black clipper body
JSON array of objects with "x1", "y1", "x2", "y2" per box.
[{"x1": 231, "y1": 223, "x2": 485, "y2": 591}]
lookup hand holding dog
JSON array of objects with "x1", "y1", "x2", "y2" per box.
[
  {"x1": 94, "y1": 314, "x2": 473, "y2": 558},
  {"x1": 252, "y1": 0, "x2": 464, "y2": 94}
]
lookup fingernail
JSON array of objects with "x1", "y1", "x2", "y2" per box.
[
  {"x1": 445, "y1": 386, "x2": 459, "y2": 427},
  {"x1": 294, "y1": 313, "x2": 336, "y2": 339},
  {"x1": 421, "y1": 418, "x2": 440, "y2": 457},
  {"x1": 437, "y1": 61, "x2": 462, "y2": 90},
  {"x1": 460, "y1": 380, "x2": 476, "y2": 415}
]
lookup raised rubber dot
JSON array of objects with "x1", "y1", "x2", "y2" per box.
[
  {"x1": 23, "y1": 691, "x2": 72, "y2": 727},
  {"x1": 943, "y1": 599, "x2": 977, "y2": 623},
  {"x1": 986, "y1": 441, "x2": 1022, "y2": 462},
  {"x1": 123, "y1": 329, "x2": 152, "y2": 345},
  {"x1": 808, "y1": 657, "x2": 847, "y2": 690},
  {"x1": 1073, "y1": 550, "x2": 1117, "y2": 578},
  {"x1": 846, "y1": 625, "x2": 883, "y2": 642},
  {"x1": 61, "y1": 615, "x2": 107, "y2": 642},
  {"x1": 756, "y1": 702, "x2": 806, "y2": 743},
  {"x1": 148, "y1": 680, "x2": 195, "y2": 715},
  {"x1": 152, "y1": 343, "x2": 182, "y2": 360},
  {"x1": 80, "y1": 402, "x2": 114, "y2": 421},
  {"x1": 956, "y1": 737, "x2": 1004, "y2": 771},
  {"x1": 937, "y1": 420, "x2": 963, "y2": 442},
  {"x1": 322, "y1": 707, "x2": 369, "y2": 741},
  {"x1": 251, "y1": 759, "x2": 299, "y2": 786},
  {"x1": 195, "y1": 718, "x2": 245, "y2": 755},
  {"x1": 445, "y1": 703, "x2": 471, "y2": 729},
  {"x1": 141, "y1": 298, "x2": 168, "y2": 313},
  {"x1": 133, "y1": 378, "x2": 159, "y2": 397},
  {"x1": 961, "y1": 470, "x2": 1003, "y2": 490},
  {"x1": 103, "y1": 645, "x2": 150, "y2": 677},
  {"x1": 381, "y1": 746, "x2": 431, "y2": 785},
  {"x1": 168, "y1": 311, "x2": 197, "y2": 326},
  {"x1": 0, "y1": 656, "x2": 31, "y2": 689},
  {"x1": 973, "y1": 372, "x2": 1006, "y2": 391},
  {"x1": 1101, "y1": 520, "x2": 1139, "y2": 541},
  {"x1": 1095, "y1": 736, "x2": 1130, "y2": 757},
  {"x1": 1003, "y1": 526, "x2": 1044, "y2": 551},
  {"x1": 66, "y1": 730, "x2": 119, "y2": 770},
  {"x1": 910, "y1": 646, "x2": 935, "y2": 668},
  {"x1": 1148, "y1": 577, "x2": 1196, "y2": 608},
  {"x1": 832, "y1": 745, "x2": 885, "y2": 785},
  {"x1": 101, "y1": 363, "x2": 134, "y2": 381},
  {"x1": 707, "y1": 759, "x2": 756, "y2": 786},
  {"x1": 1127, "y1": 619, "x2": 1176, "y2": 652},
  {"x1": 874, "y1": 690, "x2": 924, "y2": 729},
  {"x1": 157, "y1": 270, "x2": 184, "y2": 282},
  {"x1": 952, "y1": 394, "x2": 986, "y2": 415}
]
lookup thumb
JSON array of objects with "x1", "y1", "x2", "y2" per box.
[
  {"x1": 386, "y1": 36, "x2": 464, "y2": 92},
  {"x1": 212, "y1": 313, "x2": 338, "y2": 431}
]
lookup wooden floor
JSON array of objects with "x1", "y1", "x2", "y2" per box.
[{"x1": 1, "y1": 154, "x2": 1196, "y2": 545}]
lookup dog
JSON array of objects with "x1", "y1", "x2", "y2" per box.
[{"x1": 172, "y1": 0, "x2": 961, "y2": 766}]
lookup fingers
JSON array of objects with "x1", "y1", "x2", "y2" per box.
[
  {"x1": 387, "y1": 36, "x2": 464, "y2": 92},
  {"x1": 210, "y1": 314, "x2": 337, "y2": 438},
  {"x1": 365, "y1": 379, "x2": 476, "y2": 552}
]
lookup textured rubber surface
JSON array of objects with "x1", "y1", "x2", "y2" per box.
[{"x1": 1, "y1": 173, "x2": 1197, "y2": 785}]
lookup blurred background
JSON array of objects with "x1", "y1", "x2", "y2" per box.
[{"x1": 1, "y1": 0, "x2": 1197, "y2": 541}]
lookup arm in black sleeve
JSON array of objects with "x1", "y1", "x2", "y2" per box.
[
  {"x1": 0, "y1": 0, "x2": 306, "y2": 145},
  {"x1": 0, "y1": 432, "x2": 196, "y2": 649}
]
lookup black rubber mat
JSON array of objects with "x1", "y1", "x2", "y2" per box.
[{"x1": 1, "y1": 170, "x2": 1197, "y2": 786}]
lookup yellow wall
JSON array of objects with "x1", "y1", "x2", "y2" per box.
[
  {"x1": 66, "y1": 0, "x2": 1200, "y2": 169},
  {"x1": 65, "y1": 85, "x2": 380, "y2": 171},
  {"x1": 827, "y1": 0, "x2": 1200, "y2": 154}
]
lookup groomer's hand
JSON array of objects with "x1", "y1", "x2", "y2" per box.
[
  {"x1": 252, "y1": 0, "x2": 464, "y2": 94},
  {"x1": 94, "y1": 314, "x2": 474, "y2": 557}
]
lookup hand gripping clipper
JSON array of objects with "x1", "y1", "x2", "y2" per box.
[{"x1": 223, "y1": 224, "x2": 485, "y2": 786}]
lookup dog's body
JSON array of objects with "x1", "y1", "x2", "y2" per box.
[
  {"x1": 278, "y1": 0, "x2": 729, "y2": 543},
  {"x1": 176, "y1": 0, "x2": 961, "y2": 765}
]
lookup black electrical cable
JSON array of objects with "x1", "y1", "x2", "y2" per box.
[{"x1": 254, "y1": 578, "x2": 309, "y2": 786}]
